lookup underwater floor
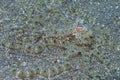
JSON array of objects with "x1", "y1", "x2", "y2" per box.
[{"x1": 0, "y1": 0, "x2": 120, "y2": 80}]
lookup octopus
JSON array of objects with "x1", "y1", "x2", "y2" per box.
[{"x1": 1, "y1": 25, "x2": 95, "y2": 79}]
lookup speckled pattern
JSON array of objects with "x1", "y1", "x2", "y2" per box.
[{"x1": 0, "y1": 0, "x2": 120, "y2": 80}]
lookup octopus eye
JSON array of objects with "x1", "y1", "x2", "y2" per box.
[{"x1": 73, "y1": 26, "x2": 88, "y2": 33}]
